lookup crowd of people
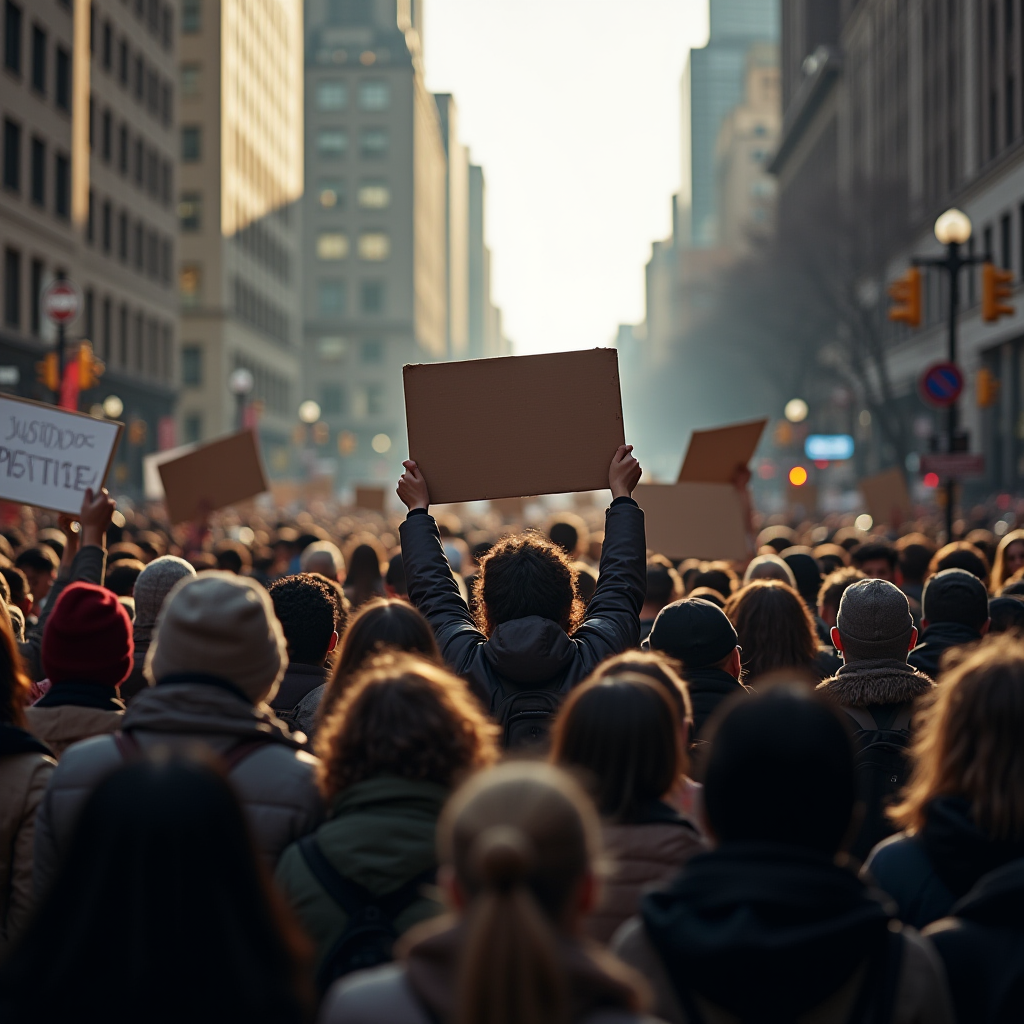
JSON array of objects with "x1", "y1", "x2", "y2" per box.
[{"x1": 0, "y1": 445, "x2": 1023, "y2": 1022}]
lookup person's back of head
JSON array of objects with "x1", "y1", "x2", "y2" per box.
[
  {"x1": 832, "y1": 577, "x2": 915, "y2": 664},
  {"x1": 928, "y1": 541, "x2": 990, "y2": 587},
  {"x1": 812, "y1": 543, "x2": 850, "y2": 575},
  {"x1": 14, "y1": 544, "x2": 58, "y2": 587},
  {"x1": 921, "y1": 568, "x2": 990, "y2": 632},
  {"x1": 987, "y1": 596, "x2": 1024, "y2": 635},
  {"x1": 645, "y1": 555, "x2": 682, "y2": 613},
  {"x1": 474, "y1": 532, "x2": 582, "y2": 636},
  {"x1": 573, "y1": 562, "x2": 597, "y2": 607},
  {"x1": 439, "y1": 760, "x2": 644, "y2": 1024},
  {"x1": 0, "y1": 755, "x2": 312, "y2": 1023},
  {"x1": 548, "y1": 514, "x2": 588, "y2": 559},
  {"x1": 756, "y1": 526, "x2": 796, "y2": 554},
  {"x1": 384, "y1": 552, "x2": 407, "y2": 597},
  {"x1": 780, "y1": 551, "x2": 823, "y2": 609},
  {"x1": 104, "y1": 559, "x2": 146, "y2": 598},
  {"x1": 724, "y1": 581, "x2": 818, "y2": 681},
  {"x1": 343, "y1": 539, "x2": 386, "y2": 593},
  {"x1": 703, "y1": 684, "x2": 856, "y2": 854},
  {"x1": 269, "y1": 574, "x2": 338, "y2": 667},
  {"x1": 895, "y1": 533, "x2": 937, "y2": 586},
  {"x1": 816, "y1": 567, "x2": 866, "y2": 627},
  {"x1": 299, "y1": 540, "x2": 345, "y2": 581},
  {"x1": 551, "y1": 674, "x2": 685, "y2": 822},
  {"x1": 314, "y1": 651, "x2": 498, "y2": 803},
  {"x1": 132, "y1": 556, "x2": 196, "y2": 634},
  {"x1": 850, "y1": 541, "x2": 898, "y2": 581},
  {"x1": 589, "y1": 650, "x2": 692, "y2": 725},
  {"x1": 0, "y1": 566, "x2": 29, "y2": 611},
  {"x1": 214, "y1": 541, "x2": 251, "y2": 576},
  {"x1": 964, "y1": 528, "x2": 997, "y2": 567},
  {"x1": 647, "y1": 598, "x2": 740, "y2": 675},
  {"x1": 742, "y1": 553, "x2": 796, "y2": 588},
  {"x1": 689, "y1": 562, "x2": 736, "y2": 600}
]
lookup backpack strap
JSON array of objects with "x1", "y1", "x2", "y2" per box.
[
  {"x1": 888, "y1": 705, "x2": 914, "y2": 733},
  {"x1": 112, "y1": 730, "x2": 271, "y2": 772},
  {"x1": 844, "y1": 707, "x2": 878, "y2": 732}
]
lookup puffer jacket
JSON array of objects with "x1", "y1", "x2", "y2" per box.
[
  {"x1": 33, "y1": 678, "x2": 323, "y2": 894},
  {"x1": 0, "y1": 725, "x2": 54, "y2": 956},
  {"x1": 24, "y1": 683, "x2": 125, "y2": 758},
  {"x1": 589, "y1": 805, "x2": 706, "y2": 944},
  {"x1": 400, "y1": 499, "x2": 646, "y2": 711},
  {"x1": 275, "y1": 775, "x2": 446, "y2": 976}
]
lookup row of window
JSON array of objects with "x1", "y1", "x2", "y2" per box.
[
  {"x1": 316, "y1": 128, "x2": 389, "y2": 160},
  {"x1": 102, "y1": 0, "x2": 174, "y2": 52},
  {"x1": 93, "y1": 105, "x2": 173, "y2": 208},
  {"x1": 2, "y1": 120, "x2": 71, "y2": 218},
  {"x1": 313, "y1": 79, "x2": 391, "y2": 113},
  {"x1": 85, "y1": 192, "x2": 174, "y2": 288},
  {"x1": 3, "y1": 4, "x2": 73, "y2": 113},
  {"x1": 2, "y1": 249, "x2": 55, "y2": 334},
  {"x1": 316, "y1": 232, "x2": 390, "y2": 262},
  {"x1": 318, "y1": 381, "x2": 385, "y2": 419},
  {"x1": 318, "y1": 280, "x2": 385, "y2": 318},
  {"x1": 180, "y1": 345, "x2": 293, "y2": 419},
  {"x1": 315, "y1": 336, "x2": 384, "y2": 364},
  {"x1": 231, "y1": 214, "x2": 293, "y2": 285},
  {"x1": 318, "y1": 179, "x2": 390, "y2": 210},
  {"x1": 232, "y1": 277, "x2": 291, "y2": 347}
]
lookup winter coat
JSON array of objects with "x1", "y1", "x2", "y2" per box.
[
  {"x1": 275, "y1": 775, "x2": 445, "y2": 975},
  {"x1": 676, "y1": 667, "x2": 749, "y2": 740},
  {"x1": 588, "y1": 804, "x2": 706, "y2": 944},
  {"x1": 319, "y1": 920, "x2": 660, "y2": 1024},
  {"x1": 271, "y1": 663, "x2": 329, "y2": 721},
  {"x1": 0, "y1": 726, "x2": 54, "y2": 956},
  {"x1": 907, "y1": 622, "x2": 983, "y2": 679},
  {"x1": 23, "y1": 682, "x2": 125, "y2": 758},
  {"x1": 401, "y1": 500, "x2": 645, "y2": 712},
  {"x1": 924, "y1": 858, "x2": 1024, "y2": 1024},
  {"x1": 612, "y1": 844, "x2": 954, "y2": 1024},
  {"x1": 864, "y1": 796, "x2": 1024, "y2": 930},
  {"x1": 33, "y1": 677, "x2": 323, "y2": 894},
  {"x1": 290, "y1": 682, "x2": 326, "y2": 739}
]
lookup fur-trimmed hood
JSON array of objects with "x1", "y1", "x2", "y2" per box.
[{"x1": 815, "y1": 658, "x2": 933, "y2": 708}]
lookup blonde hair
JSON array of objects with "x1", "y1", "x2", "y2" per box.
[
  {"x1": 889, "y1": 634, "x2": 1024, "y2": 840},
  {"x1": 990, "y1": 529, "x2": 1024, "y2": 593}
]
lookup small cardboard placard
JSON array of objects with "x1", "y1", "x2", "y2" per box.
[
  {"x1": 143, "y1": 442, "x2": 198, "y2": 500},
  {"x1": 158, "y1": 430, "x2": 268, "y2": 523},
  {"x1": 638, "y1": 482, "x2": 748, "y2": 561},
  {"x1": 859, "y1": 467, "x2": 913, "y2": 526},
  {"x1": 404, "y1": 348, "x2": 625, "y2": 504},
  {"x1": 354, "y1": 485, "x2": 386, "y2": 512},
  {"x1": 678, "y1": 418, "x2": 768, "y2": 484},
  {"x1": 0, "y1": 395, "x2": 122, "y2": 514}
]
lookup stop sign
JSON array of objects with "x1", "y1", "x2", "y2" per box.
[{"x1": 42, "y1": 279, "x2": 81, "y2": 326}]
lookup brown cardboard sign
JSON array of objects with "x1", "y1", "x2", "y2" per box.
[
  {"x1": 678, "y1": 418, "x2": 768, "y2": 484},
  {"x1": 859, "y1": 467, "x2": 913, "y2": 527},
  {"x1": 404, "y1": 348, "x2": 625, "y2": 504},
  {"x1": 158, "y1": 430, "x2": 268, "y2": 523},
  {"x1": 637, "y1": 482, "x2": 748, "y2": 561},
  {"x1": 354, "y1": 485, "x2": 386, "y2": 512}
]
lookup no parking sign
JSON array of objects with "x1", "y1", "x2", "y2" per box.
[{"x1": 919, "y1": 362, "x2": 963, "y2": 408}]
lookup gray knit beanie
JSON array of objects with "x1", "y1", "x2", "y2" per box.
[
  {"x1": 133, "y1": 555, "x2": 196, "y2": 640},
  {"x1": 836, "y1": 578, "x2": 915, "y2": 662},
  {"x1": 145, "y1": 572, "x2": 286, "y2": 703}
]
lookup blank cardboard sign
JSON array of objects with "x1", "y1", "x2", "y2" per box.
[
  {"x1": 404, "y1": 349, "x2": 624, "y2": 505},
  {"x1": 354, "y1": 486, "x2": 386, "y2": 512},
  {"x1": 678, "y1": 418, "x2": 768, "y2": 484},
  {"x1": 158, "y1": 430, "x2": 268, "y2": 524},
  {"x1": 859, "y1": 467, "x2": 913, "y2": 527},
  {"x1": 638, "y1": 483, "x2": 748, "y2": 561}
]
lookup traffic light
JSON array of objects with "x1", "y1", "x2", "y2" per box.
[
  {"x1": 888, "y1": 267, "x2": 922, "y2": 327},
  {"x1": 36, "y1": 352, "x2": 59, "y2": 391},
  {"x1": 982, "y1": 262, "x2": 1015, "y2": 322},
  {"x1": 77, "y1": 341, "x2": 104, "y2": 389},
  {"x1": 977, "y1": 367, "x2": 1001, "y2": 408}
]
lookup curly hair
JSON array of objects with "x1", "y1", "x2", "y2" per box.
[
  {"x1": 473, "y1": 531, "x2": 584, "y2": 636},
  {"x1": 315, "y1": 652, "x2": 499, "y2": 803},
  {"x1": 268, "y1": 574, "x2": 338, "y2": 666}
]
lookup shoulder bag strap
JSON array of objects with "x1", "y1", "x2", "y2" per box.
[{"x1": 297, "y1": 834, "x2": 372, "y2": 917}]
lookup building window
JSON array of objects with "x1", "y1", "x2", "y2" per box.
[
  {"x1": 29, "y1": 23, "x2": 44, "y2": 93},
  {"x1": 29, "y1": 258, "x2": 41, "y2": 334},
  {"x1": 118, "y1": 124, "x2": 128, "y2": 173},
  {"x1": 133, "y1": 55, "x2": 143, "y2": 100},
  {"x1": 183, "y1": 414, "x2": 202, "y2": 444},
  {"x1": 102, "y1": 19, "x2": 112, "y2": 69},
  {"x1": 318, "y1": 180, "x2": 344, "y2": 208},
  {"x1": 181, "y1": 62, "x2": 199, "y2": 96},
  {"x1": 320, "y1": 384, "x2": 344, "y2": 416},
  {"x1": 160, "y1": 81, "x2": 172, "y2": 125},
  {"x1": 3, "y1": 249, "x2": 20, "y2": 329},
  {"x1": 318, "y1": 281, "x2": 346, "y2": 316},
  {"x1": 86, "y1": 189, "x2": 95, "y2": 243},
  {"x1": 3, "y1": 119, "x2": 20, "y2": 192},
  {"x1": 361, "y1": 338, "x2": 383, "y2": 363},
  {"x1": 101, "y1": 199, "x2": 111, "y2": 252},
  {"x1": 317, "y1": 336, "x2": 346, "y2": 360},
  {"x1": 317, "y1": 232, "x2": 349, "y2": 260},
  {"x1": 118, "y1": 38, "x2": 127, "y2": 84},
  {"x1": 181, "y1": 344, "x2": 202, "y2": 386},
  {"x1": 84, "y1": 287, "x2": 94, "y2": 339},
  {"x1": 358, "y1": 81, "x2": 390, "y2": 111},
  {"x1": 118, "y1": 304, "x2": 127, "y2": 366},
  {"x1": 178, "y1": 191, "x2": 201, "y2": 231},
  {"x1": 359, "y1": 129, "x2": 388, "y2": 158},
  {"x1": 1002, "y1": 213, "x2": 1013, "y2": 270},
  {"x1": 360, "y1": 281, "x2": 384, "y2": 313},
  {"x1": 118, "y1": 211, "x2": 128, "y2": 260},
  {"x1": 133, "y1": 137, "x2": 143, "y2": 184},
  {"x1": 366, "y1": 383, "x2": 384, "y2": 416},
  {"x1": 29, "y1": 136, "x2": 43, "y2": 205},
  {"x1": 180, "y1": 264, "x2": 201, "y2": 308},
  {"x1": 55, "y1": 46, "x2": 70, "y2": 111},
  {"x1": 4, "y1": 2, "x2": 22, "y2": 77},
  {"x1": 358, "y1": 232, "x2": 390, "y2": 261},
  {"x1": 101, "y1": 296, "x2": 112, "y2": 359},
  {"x1": 315, "y1": 81, "x2": 347, "y2": 111},
  {"x1": 357, "y1": 180, "x2": 389, "y2": 208},
  {"x1": 54, "y1": 153, "x2": 69, "y2": 217},
  {"x1": 100, "y1": 108, "x2": 112, "y2": 161},
  {"x1": 317, "y1": 129, "x2": 348, "y2": 158},
  {"x1": 181, "y1": 126, "x2": 201, "y2": 162},
  {"x1": 182, "y1": 0, "x2": 200, "y2": 33}
]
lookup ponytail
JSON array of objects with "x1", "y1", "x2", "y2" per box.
[{"x1": 456, "y1": 826, "x2": 568, "y2": 1024}]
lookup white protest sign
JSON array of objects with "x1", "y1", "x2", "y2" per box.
[
  {"x1": 143, "y1": 441, "x2": 198, "y2": 500},
  {"x1": 0, "y1": 396, "x2": 122, "y2": 513}
]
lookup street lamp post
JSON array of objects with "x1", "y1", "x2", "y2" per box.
[
  {"x1": 298, "y1": 400, "x2": 321, "y2": 480},
  {"x1": 228, "y1": 368, "x2": 255, "y2": 431}
]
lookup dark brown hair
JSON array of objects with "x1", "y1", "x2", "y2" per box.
[
  {"x1": 816, "y1": 567, "x2": 866, "y2": 617},
  {"x1": 588, "y1": 650, "x2": 693, "y2": 726},
  {"x1": 928, "y1": 541, "x2": 990, "y2": 586},
  {"x1": 315, "y1": 652, "x2": 499, "y2": 803},
  {"x1": 990, "y1": 530, "x2": 1024, "y2": 593},
  {"x1": 725, "y1": 580, "x2": 819, "y2": 682},
  {"x1": 0, "y1": 608, "x2": 31, "y2": 728}
]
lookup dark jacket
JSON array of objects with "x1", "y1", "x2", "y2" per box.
[
  {"x1": 400, "y1": 499, "x2": 646, "y2": 711},
  {"x1": 907, "y1": 622, "x2": 982, "y2": 679},
  {"x1": 864, "y1": 796, "x2": 1024, "y2": 930},
  {"x1": 924, "y1": 858, "x2": 1024, "y2": 1024},
  {"x1": 677, "y1": 666, "x2": 749, "y2": 740},
  {"x1": 816, "y1": 658, "x2": 934, "y2": 713},
  {"x1": 270, "y1": 663, "x2": 329, "y2": 718},
  {"x1": 612, "y1": 843, "x2": 954, "y2": 1024}
]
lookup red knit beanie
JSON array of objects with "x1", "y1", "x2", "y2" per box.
[{"x1": 42, "y1": 582, "x2": 134, "y2": 687}]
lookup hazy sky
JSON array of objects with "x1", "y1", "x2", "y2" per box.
[{"x1": 423, "y1": 1, "x2": 709, "y2": 356}]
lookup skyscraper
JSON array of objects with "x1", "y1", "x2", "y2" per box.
[{"x1": 680, "y1": 0, "x2": 779, "y2": 247}]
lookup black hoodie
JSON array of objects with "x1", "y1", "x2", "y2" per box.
[
  {"x1": 907, "y1": 622, "x2": 982, "y2": 679},
  {"x1": 641, "y1": 843, "x2": 894, "y2": 1022}
]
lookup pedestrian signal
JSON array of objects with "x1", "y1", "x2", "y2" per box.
[
  {"x1": 888, "y1": 268, "x2": 922, "y2": 327},
  {"x1": 982, "y1": 263, "x2": 1015, "y2": 322},
  {"x1": 977, "y1": 367, "x2": 1001, "y2": 408},
  {"x1": 36, "y1": 352, "x2": 59, "y2": 392}
]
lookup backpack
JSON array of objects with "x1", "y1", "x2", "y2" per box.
[
  {"x1": 845, "y1": 705, "x2": 914, "y2": 861},
  {"x1": 297, "y1": 834, "x2": 435, "y2": 994},
  {"x1": 112, "y1": 730, "x2": 271, "y2": 771},
  {"x1": 493, "y1": 688, "x2": 564, "y2": 750}
]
